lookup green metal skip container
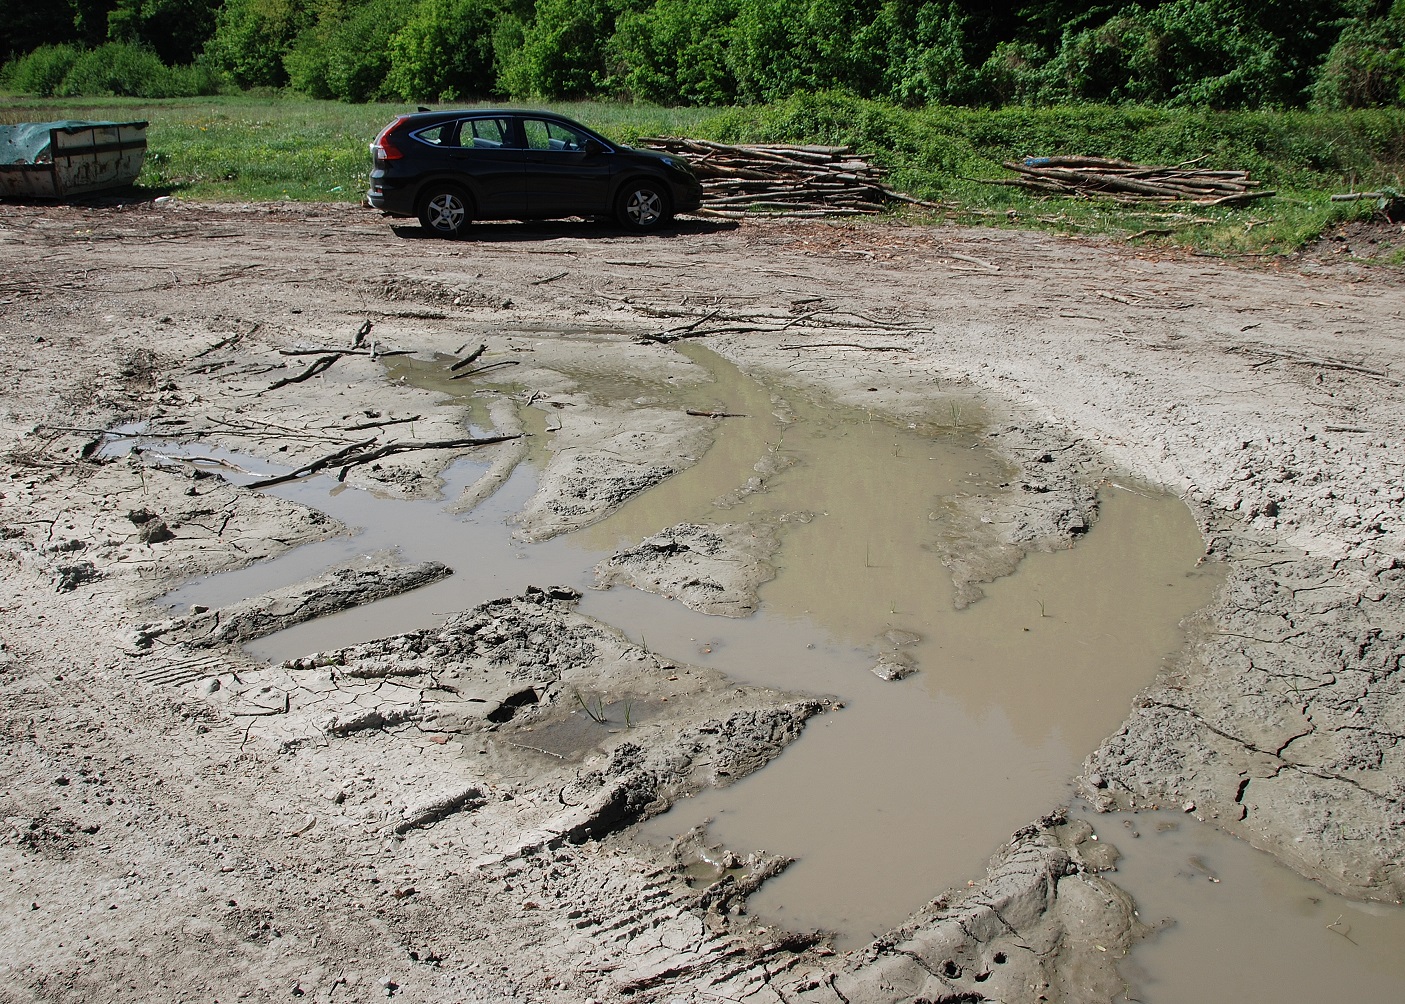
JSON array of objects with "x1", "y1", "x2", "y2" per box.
[{"x1": 0, "y1": 120, "x2": 148, "y2": 199}]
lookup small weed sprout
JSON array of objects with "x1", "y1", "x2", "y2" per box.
[
  {"x1": 623, "y1": 699, "x2": 634, "y2": 728},
  {"x1": 574, "y1": 690, "x2": 606, "y2": 724}
]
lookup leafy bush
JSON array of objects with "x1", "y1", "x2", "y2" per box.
[
  {"x1": 867, "y1": 1, "x2": 980, "y2": 107},
  {"x1": 55, "y1": 42, "x2": 219, "y2": 97},
  {"x1": 105, "y1": 0, "x2": 217, "y2": 66},
  {"x1": 726, "y1": 0, "x2": 890, "y2": 103},
  {"x1": 608, "y1": 0, "x2": 740, "y2": 104},
  {"x1": 1312, "y1": 16, "x2": 1405, "y2": 109},
  {"x1": 3, "y1": 44, "x2": 82, "y2": 96},
  {"x1": 500, "y1": 0, "x2": 636, "y2": 99},
  {"x1": 287, "y1": 0, "x2": 415, "y2": 101},
  {"x1": 972, "y1": 41, "x2": 1056, "y2": 107},
  {"x1": 205, "y1": 0, "x2": 310, "y2": 88},
  {"x1": 1052, "y1": 2, "x2": 1285, "y2": 108},
  {"x1": 383, "y1": 0, "x2": 502, "y2": 102}
]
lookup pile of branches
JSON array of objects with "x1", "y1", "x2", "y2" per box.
[
  {"x1": 982, "y1": 156, "x2": 1273, "y2": 206},
  {"x1": 640, "y1": 137, "x2": 943, "y2": 218}
]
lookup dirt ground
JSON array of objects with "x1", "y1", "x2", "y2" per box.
[{"x1": 2, "y1": 200, "x2": 1403, "y2": 1003}]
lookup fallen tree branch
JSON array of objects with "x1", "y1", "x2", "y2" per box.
[
  {"x1": 278, "y1": 347, "x2": 410, "y2": 357},
  {"x1": 345, "y1": 414, "x2": 422, "y2": 432},
  {"x1": 265, "y1": 353, "x2": 343, "y2": 392},
  {"x1": 193, "y1": 322, "x2": 258, "y2": 359},
  {"x1": 449, "y1": 359, "x2": 520, "y2": 380},
  {"x1": 982, "y1": 156, "x2": 1271, "y2": 205},
  {"x1": 243, "y1": 434, "x2": 521, "y2": 490},
  {"x1": 450, "y1": 344, "x2": 487, "y2": 371},
  {"x1": 334, "y1": 435, "x2": 522, "y2": 480},
  {"x1": 776, "y1": 342, "x2": 912, "y2": 352},
  {"x1": 245, "y1": 437, "x2": 377, "y2": 488}
]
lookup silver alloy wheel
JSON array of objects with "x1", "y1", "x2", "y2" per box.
[
  {"x1": 424, "y1": 190, "x2": 467, "y2": 234},
  {"x1": 623, "y1": 188, "x2": 662, "y2": 227}
]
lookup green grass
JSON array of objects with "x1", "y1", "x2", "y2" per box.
[
  {"x1": 1, "y1": 91, "x2": 1400, "y2": 255},
  {"x1": 0, "y1": 93, "x2": 717, "y2": 203}
]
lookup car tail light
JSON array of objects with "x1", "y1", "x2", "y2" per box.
[{"x1": 372, "y1": 117, "x2": 408, "y2": 161}]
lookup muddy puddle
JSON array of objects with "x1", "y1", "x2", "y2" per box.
[
  {"x1": 624, "y1": 484, "x2": 1216, "y2": 946},
  {"x1": 160, "y1": 453, "x2": 600, "y2": 661},
  {"x1": 145, "y1": 339, "x2": 1405, "y2": 983},
  {"x1": 1075, "y1": 805, "x2": 1405, "y2": 1002}
]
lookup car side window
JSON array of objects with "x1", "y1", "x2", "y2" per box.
[
  {"x1": 414, "y1": 123, "x2": 454, "y2": 147},
  {"x1": 463, "y1": 117, "x2": 511, "y2": 149},
  {"x1": 523, "y1": 119, "x2": 591, "y2": 153}
]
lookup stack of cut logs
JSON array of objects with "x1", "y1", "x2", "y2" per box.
[
  {"x1": 985, "y1": 156, "x2": 1272, "y2": 205},
  {"x1": 639, "y1": 137, "x2": 943, "y2": 217}
]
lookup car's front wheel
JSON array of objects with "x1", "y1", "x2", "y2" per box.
[
  {"x1": 616, "y1": 181, "x2": 672, "y2": 231},
  {"x1": 418, "y1": 185, "x2": 472, "y2": 238}
]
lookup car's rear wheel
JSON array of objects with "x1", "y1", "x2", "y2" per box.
[
  {"x1": 418, "y1": 185, "x2": 472, "y2": 238},
  {"x1": 616, "y1": 181, "x2": 671, "y2": 230}
]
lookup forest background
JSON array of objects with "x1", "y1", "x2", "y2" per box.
[
  {"x1": 3, "y1": 1, "x2": 1404, "y2": 255},
  {"x1": 2, "y1": 0, "x2": 1404, "y2": 110}
]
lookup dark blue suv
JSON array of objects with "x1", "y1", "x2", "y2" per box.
[{"x1": 367, "y1": 109, "x2": 703, "y2": 237}]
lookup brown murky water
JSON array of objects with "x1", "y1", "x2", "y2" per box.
[
  {"x1": 163, "y1": 340, "x2": 1405, "y2": 980},
  {"x1": 627, "y1": 485, "x2": 1217, "y2": 945},
  {"x1": 1081, "y1": 806, "x2": 1405, "y2": 1002}
]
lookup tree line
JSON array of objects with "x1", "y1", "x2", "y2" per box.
[{"x1": 3, "y1": 0, "x2": 1403, "y2": 109}]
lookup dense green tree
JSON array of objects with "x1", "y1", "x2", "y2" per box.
[
  {"x1": 106, "y1": 0, "x2": 217, "y2": 64},
  {"x1": 1313, "y1": 11, "x2": 1405, "y2": 107},
  {"x1": 0, "y1": 0, "x2": 80, "y2": 61},
  {"x1": 383, "y1": 0, "x2": 507, "y2": 102},
  {"x1": 5, "y1": 0, "x2": 1404, "y2": 111},
  {"x1": 609, "y1": 0, "x2": 741, "y2": 104},
  {"x1": 286, "y1": 0, "x2": 415, "y2": 100},
  {"x1": 205, "y1": 0, "x2": 311, "y2": 87},
  {"x1": 499, "y1": 0, "x2": 647, "y2": 98}
]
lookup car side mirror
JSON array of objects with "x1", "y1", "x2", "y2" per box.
[{"x1": 583, "y1": 139, "x2": 605, "y2": 156}]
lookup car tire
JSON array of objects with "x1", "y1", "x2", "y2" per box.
[
  {"x1": 418, "y1": 184, "x2": 472, "y2": 238},
  {"x1": 615, "y1": 180, "x2": 672, "y2": 230}
]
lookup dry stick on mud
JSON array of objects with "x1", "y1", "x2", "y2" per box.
[
  {"x1": 265, "y1": 352, "x2": 343, "y2": 392},
  {"x1": 449, "y1": 360, "x2": 519, "y2": 380},
  {"x1": 449, "y1": 344, "x2": 487, "y2": 371},
  {"x1": 344, "y1": 414, "x2": 422, "y2": 432},
  {"x1": 351, "y1": 319, "x2": 372, "y2": 349},
  {"x1": 776, "y1": 342, "x2": 913, "y2": 352},
  {"x1": 244, "y1": 437, "x2": 377, "y2": 488},
  {"x1": 278, "y1": 348, "x2": 412, "y2": 358},
  {"x1": 192, "y1": 322, "x2": 259, "y2": 359},
  {"x1": 332, "y1": 435, "x2": 522, "y2": 481},
  {"x1": 242, "y1": 434, "x2": 521, "y2": 490}
]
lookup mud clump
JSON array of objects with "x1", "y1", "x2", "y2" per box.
[
  {"x1": 832, "y1": 811, "x2": 1143, "y2": 1004},
  {"x1": 131, "y1": 555, "x2": 452, "y2": 650},
  {"x1": 594, "y1": 521, "x2": 779, "y2": 616},
  {"x1": 936, "y1": 421, "x2": 1105, "y2": 609}
]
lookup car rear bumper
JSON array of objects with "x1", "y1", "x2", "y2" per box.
[{"x1": 367, "y1": 173, "x2": 417, "y2": 218}]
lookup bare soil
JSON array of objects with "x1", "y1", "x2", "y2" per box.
[{"x1": 2, "y1": 201, "x2": 1403, "y2": 1003}]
